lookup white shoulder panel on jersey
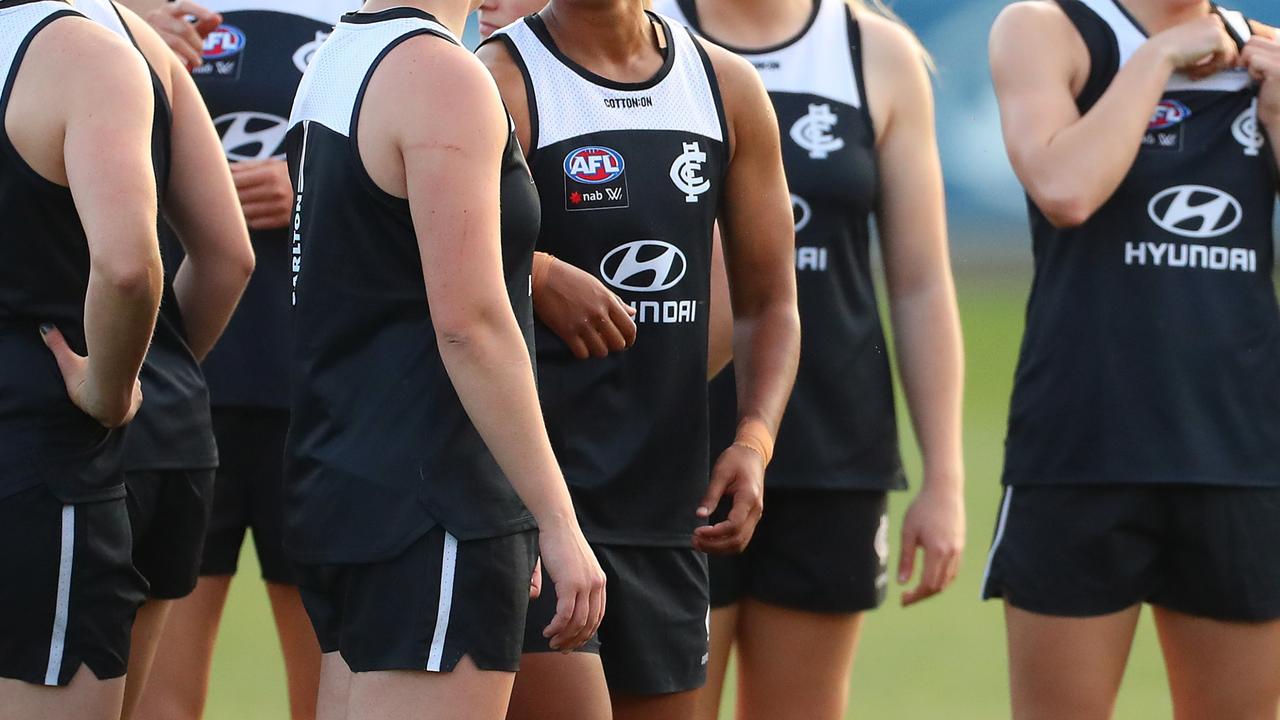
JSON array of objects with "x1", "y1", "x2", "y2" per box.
[
  {"x1": 656, "y1": 0, "x2": 860, "y2": 109},
  {"x1": 0, "y1": 1, "x2": 79, "y2": 92},
  {"x1": 1078, "y1": 0, "x2": 1253, "y2": 93},
  {"x1": 497, "y1": 15, "x2": 724, "y2": 150},
  {"x1": 288, "y1": 15, "x2": 455, "y2": 139},
  {"x1": 197, "y1": 0, "x2": 358, "y2": 28},
  {"x1": 72, "y1": 0, "x2": 128, "y2": 39}
]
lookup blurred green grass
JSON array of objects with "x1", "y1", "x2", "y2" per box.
[{"x1": 203, "y1": 270, "x2": 1176, "y2": 719}]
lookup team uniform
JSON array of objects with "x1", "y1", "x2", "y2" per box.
[
  {"x1": 0, "y1": 0, "x2": 147, "y2": 685},
  {"x1": 489, "y1": 14, "x2": 726, "y2": 694},
  {"x1": 659, "y1": 0, "x2": 901, "y2": 614},
  {"x1": 186, "y1": 0, "x2": 354, "y2": 586},
  {"x1": 284, "y1": 8, "x2": 541, "y2": 673},
  {"x1": 71, "y1": 0, "x2": 220, "y2": 603},
  {"x1": 982, "y1": 1, "x2": 1280, "y2": 620}
]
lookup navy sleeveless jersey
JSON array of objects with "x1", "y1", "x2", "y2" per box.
[
  {"x1": 1003, "y1": 0, "x2": 1280, "y2": 487},
  {"x1": 492, "y1": 13, "x2": 728, "y2": 545},
  {"x1": 0, "y1": 0, "x2": 127, "y2": 502},
  {"x1": 74, "y1": 0, "x2": 219, "y2": 472},
  {"x1": 190, "y1": 0, "x2": 356, "y2": 409},
  {"x1": 284, "y1": 8, "x2": 540, "y2": 563},
  {"x1": 661, "y1": 0, "x2": 906, "y2": 492}
]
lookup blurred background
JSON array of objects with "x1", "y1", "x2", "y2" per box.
[{"x1": 202, "y1": 2, "x2": 1279, "y2": 718}]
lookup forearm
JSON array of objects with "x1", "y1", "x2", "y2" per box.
[
  {"x1": 889, "y1": 282, "x2": 964, "y2": 493},
  {"x1": 437, "y1": 313, "x2": 579, "y2": 529},
  {"x1": 172, "y1": 257, "x2": 250, "y2": 361},
  {"x1": 731, "y1": 299, "x2": 799, "y2": 435},
  {"x1": 83, "y1": 254, "x2": 163, "y2": 403}
]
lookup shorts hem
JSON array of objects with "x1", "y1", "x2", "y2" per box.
[
  {"x1": 605, "y1": 672, "x2": 708, "y2": 697},
  {"x1": 734, "y1": 591, "x2": 884, "y2": 615},
  {"x1": 984, "y1": 585, "x2": 1142, "y2": 618},
  {"x1": 1148, "y1": 599, "x2": 1280, "y2": 624}
]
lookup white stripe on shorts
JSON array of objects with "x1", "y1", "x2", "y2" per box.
[
  {"x1": 426, "y1": 532, "x2": 458, "y2": 672},
  {"x1": 45, "y1": 505, "x2": 75, "y2": 686},
  {"x1": 980, "y1": 488, "x2": 1014, "y2": 598}
]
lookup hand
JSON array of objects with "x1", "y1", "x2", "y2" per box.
[
  {"x1": 530, "y1": 556, "x2": 543, "y2": 599},
  {"x1": 1151, "y1": 14, "x2": 1238, "y2": 79},
  {"x1": 144, "y1": 0, "x2": 222, "y2": 70},
  {"x1": 1243, "y1": 36, "x2": 1280, "y2": 131},
  {"x1": 533, "y1": 257, "x2": 637, "y2": 359},
  {"x1": 231, "y1": 160, "x2": 293, "y2": 231},
  {"x1": 693, "y1": 444, "x2": 764, "y2": 554},
  {"x1": 536, "y1": 519, "x2": 606, "y2": 652},
  {"x1": 39, "y1": 325, "x2": 142, "y2": 428},
  {"x1": 897, "y1": 482, "x2": 965, "y2": 607}
]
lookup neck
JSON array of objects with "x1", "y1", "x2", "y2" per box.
[
  {"x1": 542, "y1": 0, "x2": 655, "y2": 66},
  {"x1": 691, "y1": 0, "x2": 812, "y2": 48},
  {"x1": 359, "y1": 0, "x2": 470, "y2": 37},
  {"x1": 1119, "y1": 0, "x2": 1211, "y2": 34}
]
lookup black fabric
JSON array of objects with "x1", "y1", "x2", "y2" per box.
[
  {"x1": 696, "y1": 4, "x2": 904, "y2": 492},
  {"x1": 1055, "y1": 0, "x2": 1120, "y2": 114},
  {"x1": 983, "y1": 484, "x2": 1280, "y2": 622},
  {"x1": 284, "y1": 19, "x2": 539, "y2": 564},
  {"x1": 508, "y1": 17, "x2": 726, "y2": 546},
  {"x1": 200, "y1": 408, "x2": 296, "y2": 584},
  {"x1": 524, "y1": 544, "x2": 709, "y2": 695},
  {"x1": 192, "y1": 8, "x2": 343, "y2": 409},
  {"x1": 298, "y1": 527, "x2": 538, "y2": 673},
  {"x1": 710, "y1": 489, "x2": 888, "y2": 613},
  {"x1": 125, "y1": 469, "x2": 215, "y2": 599},
  {"x1": 0, "y1": 485, "x2": 145, "y2": 685},
  {"x1": 0, "y1": 6, "x2": 126, "y2": 503},
  {"x1": 1005, "y1": 7, "x2": 1280, "y2": 489}
]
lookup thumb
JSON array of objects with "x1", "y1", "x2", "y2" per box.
[
  {"x1": 897, "y1": 522, "x2": 919, "y2": 585},
  {"x1": 697, "y1": 461, "x2": 732, "y2": 519},
  {"x1": 39, "y1": 324, "x2": 79, "y2": 377}
]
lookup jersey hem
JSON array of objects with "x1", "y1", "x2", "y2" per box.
[
  {"x1": 1002, "y1": 472, "x2": 1280, "y2": 488},
  {"x1": 766, "y1": 467, "x2": 908, "y2": 492},
  {"x1": 286, "y1": 516, "x2": 539, "y2": 565},
  {"x1": 581, "y1": 529, "x2": 695, "y2": 548}
]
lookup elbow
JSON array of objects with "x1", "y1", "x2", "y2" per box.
[
  {"x1": 96, "y1": 252, "x2": 163, "y2": 302},
  {"x1": 433, "y1": 305, "x2": 505, "y2": 355},
  {"x1": 1029, "y1": 183, "x2": 1098, "y2": 229},
  {"x1": 233, "y1": 244, "x2": 256, "y2": 284}
]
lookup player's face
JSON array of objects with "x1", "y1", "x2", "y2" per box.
[{"x1": 477, "y1": 0, "x2": 548, "y2": 36}]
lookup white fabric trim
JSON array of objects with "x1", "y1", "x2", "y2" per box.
[
  {"x1": 426, "y1": 532, "x2": 458, "y2": 672},
  {"x1": 44, "y1": 505, "x2": 75, "y2": 686},
  {"x1": 980, "y1": 487, "x2": 1013, "y2": 597}
]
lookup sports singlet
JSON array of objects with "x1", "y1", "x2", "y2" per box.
[
  {"x1": 284, "y1": 8, "x2": 540, "y2": 563},
  {"x1": 0, "y1": 0, "x2": 125, "y2": 502},
  {"x1": 190, "y1": 0, "x2": 356, "y2": 409},
  {"x1": 491, "y1": 13, "x2": 728, "y2": 546},
  {"x1": 1003, "y1": 0, "x2": 1280, "y2": 487},
  {"x1": 74, "y1": 0, "x2": 219, "y2": 472},
  {"x1": 661, "y1": 0, "x2": 907, "y2": 492}
]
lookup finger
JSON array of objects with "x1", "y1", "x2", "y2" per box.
[
  {"x1": 240, "y1": 202, "x2": 288, "y2": 223},
  {"x1": 696, "y1": 463, "x2": 733, "y2": 519},
  {"x1": 565, "y1": 335, "x2": 590, "y2": 361},
  {"x1": 581, "y1": 329, "x2": 610, "y2": 359},
  {"x1": 170, "y1": 21, "x2": 207, "y2": 65},
  {"x1": 543, "y1": 585, "x2": 577, "y2": 650},
  {"x1": 608, "y1": 299, "x2": 638, "y2": 347},
  {"x1": 598, "y1": 313, "x2": 629, "y2": 353},
  {"x1": 553, "y1": 587, "x2": 592, "y2": 652},
  {"x1": 231, "y1": 163, "x2": 272, "y2": 187},
  {"x1": 174, "y1": 1, "x2": 223, "y2": 36},
  {"x1": 163, "y1": 32, "x2": 204, "y2": 68},
  {"x1": 234, "y1": 182, "x2": 286, "y2": 204},
  {"x1": 38, "y1": 325, "x2": 81, "y2": 379},
  {"x1": 529, "y1": 559, "x2": 542, "y2": 600},
  {"x1": 590, "y1": 579, "x2": 605, "y2": 639},
  {"x1": 897, "y1": 526, "x2": 918, "y2": 585}
]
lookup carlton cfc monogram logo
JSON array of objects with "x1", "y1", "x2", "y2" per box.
[
  {"x1": 791, "y1": 103, "x2": 845, "y2": 159},
  {"x1": 670, "y1": 142, "x2": 710, "y2": 203},
  {"x1": 1233, "y1": 99, "x2": 1265, "y2": 157}
]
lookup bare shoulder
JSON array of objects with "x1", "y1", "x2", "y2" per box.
[
  {"x1": 856, "y1": 10, "x2": 927, "y2": 73},
  {"x1": 113, "y1": 2, "x2": 177, "y2": 90},
  {"x1": 27, "y1": 14, "x2": 151, "y2": 100},
  {"x1": 991, "y1": 0, "x2": 1075, "y2": 44},
  {"x1": 370, "y1": 33, "x2": 506, "y2": 142}
]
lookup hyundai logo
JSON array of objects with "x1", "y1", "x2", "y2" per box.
[
  {"x1": 600, "y1": 240, "x2": 687, "y2": 293},
  {"x1": 214, "y1": 112, "x2": 289, "y2": 161},
  {"x1": 1148, "y1": 185, "x2": 1242, "y2": 239}
]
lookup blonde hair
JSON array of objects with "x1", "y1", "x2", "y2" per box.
[{"x1": 846, "y1": 0, "x2": 936, "y2": 73}]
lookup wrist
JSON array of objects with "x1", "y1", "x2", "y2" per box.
[
  {"x1": 1139, "y1": 35, "x2": 1179, "y2": 73},
  {"x1": 532, "y1": 252, "x2": 555, "y2": 298},
  {"x1": 733, "y1": 417, "x2": 775, "y2": 466}
]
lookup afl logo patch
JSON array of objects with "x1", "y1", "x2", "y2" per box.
[
  {"x1": 1148, "y1": 185, "x2": 1242, "y2": 239},
  {"x1": 564, "y1": 147, "x2": 625, "y2": 184},
  {"x1": 202, "y1": 25, "x2": 245, "y2": 60},
  {"x1": 1148, "y1": 100, "x2": 1191, "y2": 130},
  {"x1": 600, "y1": 241, "x2": 687, "y2": 293}
]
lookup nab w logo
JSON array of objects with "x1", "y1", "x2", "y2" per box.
[
  {"x1": 790, "y1": 104, "x2": 844, "y2": 159},
  {"x1": 1148, "y1": 185, "x2": 1242, "y2": 239},
  {"x1": 600, "y1": 241, "x2": 687, "y2": 293}
]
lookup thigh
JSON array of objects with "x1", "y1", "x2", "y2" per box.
[
  {"x1": 610, "y1": 689, "x2": 699, "y2": 720},
  {"x1": 1154, "y1": 606, "x2": 1280, "y2": 720},
  {"x1": 507, "y1": 653, "x2": 611, "y2": 720},
  {"x1": 131, "y1": 576, "x2": 233, "y2": 720},
  {"x1": 265, "y1": 582, "x2": 321, "y2": 720},
  {"x1": 1005, "y1": 604, "x2": 1141, "y2": 720},
  {"x1": 348, "y1": 656, "x2": 514, "y2": 720},
  {"x1": 733, "y1": 599, "x2": 865, "y2": 720},
  {"x1": 744, "y1": 490, "x2": 889, "y2": 613},
  {"x1": 0, "y1": 665, "x2": 126, "y2": 720},
  {"x1": 982, "y1": 485, "x2": 1163, "y2": 617},
  {"x1": 594, "y1": 546, "x2": 709, "y2": 697},
  {"x1": 694, "y1": 604, "x2": 738, "y2": 720}
]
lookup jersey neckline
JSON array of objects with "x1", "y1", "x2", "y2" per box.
[
  {"x1": 1108, "y1": 0, "x2": 1150, "y2": 37},
  {"x1": 0, "y1": 0, "x2": 66, "y2": 8},
  {"x1": 342, "y1": 6, "x2": 441, "y2": 26},
  {"x1": 677, "y1": 0, "x2": 822, "y2": 56},
  {"x1": 525, "y1": 11, "x2": 676, "y2": 92}
]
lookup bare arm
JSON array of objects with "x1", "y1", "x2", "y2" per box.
[
  {"x1": 695, "y1": 43, "x2": 800, "y2": 554},
  {"x1": 117, "y1": 0, "x2": 222, "y2": 69},
  {"x1": 366, "y1": 38, "x2": 603, "y2": 649},
  {"x1": 21, "y1": 22, "x2": 164, "y2": 425},
  {"x1": 991, "y1": 2, "x2": 1237, "y2": 227},
  {"x1": 706, "y1": 226, "x2": 732, "y2": 379},
  {"x1": 861, "y1": 15, "x2": 965, "y2": 606},
  {"x1": 119, "y1": 4, "x2": 254, "y2": 361}
]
